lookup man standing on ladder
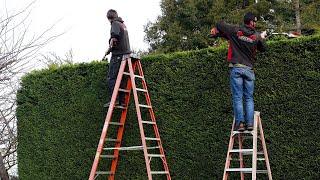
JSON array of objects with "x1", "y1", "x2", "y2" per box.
[
  {"x1": 103, "y1": 9, "x2": 131, "y2": 107},
  {"x1": 210, "y1": 12, "x2": 267, "y2": 131}
]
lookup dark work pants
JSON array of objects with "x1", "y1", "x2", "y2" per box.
[{"x1": 107, "y1": 55, "x2": 127, "y2": 103}]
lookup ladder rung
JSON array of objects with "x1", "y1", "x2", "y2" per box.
[
  {"x1": 119, "y1": 88, "x2": 130, "y2": 93},
  {"x1": 151, "y1": 171, "x2": 169, "y2": 175},
  {"x1": 96, "y1": 171, "x2": 114, "y2": 175},
  {"x1": 232, "y1": 130, "x2": 254, "y2": 135},
  {"x1": 226, "y1": 168, "x2": 252, "y2": 172},
  {"x1": 136, "y1": 88, "x2": 148, "y2": 92},
  {"x1": 139, "y1": 104, "x2": 152, "y2": 108},
  {"x1": 148, "y1": 154, "x2": 164, "y2": 157},
  {"x1": 229, "y1": 149, "x2": 264, "y2": 155},
  {"x1": 141, "y1": 121, "x2": 156, "y2": 125},
  {"x1": 122, "y1": 72, "x2": 144, "y2": 79},
  {"x1": 226, "y1": 168, "x2": 268, "y2": 174},
  {"x1": 109, "y1": 122, "x2": 124, "y2": 126},
  {"x1": 134, "y1": 75, "x2": 144, "y2": 79},
  {"x1": 105, "y1": 138, "x2": 120, "y2": 142},
  {"x1": 230, "y1": 149, "x2": 253, "y2": 153},
  {"x1": 114, "y1": 105, "x2": 127, "y2": 109},
  {"x1": 100, "y1": 155, "x2": 116, "y2": 158},
  {"x1": 257, "y1": 158, "x2": 266, "y2": 161},
  {"x1": 257, "y1": 170, "x2": 268, "y2": 173},
  {"x1": 145, "y1": 137, "x2": 160, "y2": 141},
  {"x1": 103, "y1": 146, "x2": 160, "y2": 151}
]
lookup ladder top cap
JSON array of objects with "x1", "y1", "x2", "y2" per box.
[{"x1": 130, "y1": 53, "x2": 140, "y2": 60}]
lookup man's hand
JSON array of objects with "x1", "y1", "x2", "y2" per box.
[
  {"x1": 109, "y1": 38, "x2": 118, "y2": 47},
  {"x1": 210, "y1": 27, "x2": 219, "y2": 36},
  {"x1": 261, "y1": 31, "x2": 267, "y2": 39},
  {"x1": 102, "y1": 48, "x2": 111, "y2": 61}
]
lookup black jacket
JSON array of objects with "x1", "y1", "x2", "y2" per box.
[
  {"x1": 216, "y1": 21, "x2": 266, "y2": 68},
  {"x1": 109, "y1": 17, "x2": 131, "y2": 55}
]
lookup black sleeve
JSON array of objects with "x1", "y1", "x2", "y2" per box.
[
  {"x1": 257, "y1": 40, "x2": 267, "y2": 52},
  {"x1": 110, "y1": 22, "x2": 121, "y2": 40},
  {"x1": 255, "y1": 32, "x2": 267, "y2": 52},
  {"x1": 216, "y1": 21, "x2": 238, "y2": 37}
]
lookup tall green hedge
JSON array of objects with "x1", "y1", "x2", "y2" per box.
[{"x1": 17, "y1": 36, "x2": 320, "y2": 179}]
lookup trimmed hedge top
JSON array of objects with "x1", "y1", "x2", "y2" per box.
[{"x1": 17, "y1": 36, "x2": 320, "y2": 179}]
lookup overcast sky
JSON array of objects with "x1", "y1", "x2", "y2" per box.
[{"x1": 1, "y1": 0, "x2": 162, "y2": 63}]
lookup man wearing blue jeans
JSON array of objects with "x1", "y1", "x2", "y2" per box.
[
  {"x1": 103, "y1": 9, "x2": 131, "y2": 107},
  {"x1": 210, "y1": 12, "x2": 267, "y2": 131}
]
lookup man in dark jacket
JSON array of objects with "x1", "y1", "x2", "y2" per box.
[
  {"x1": 104, "y1": 9, "x2": 131, "y2": 107},
  {"x1": 210, "y1": 12, "x2": 267, "y2": 131}
]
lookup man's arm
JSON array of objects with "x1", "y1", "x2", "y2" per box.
[
  {"x1": 257, "y1": 31, "x2": 267, "y2": 52},
  {"x1": 210, "y1": 21, "x2": 238, "y2": 38},
  {"x1": 110, "y1": 21, "x2": 121, "y2": 40}
]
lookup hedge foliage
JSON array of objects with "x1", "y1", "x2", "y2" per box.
[{"x1": 17, "y1": 36, "x2": 320, "y2": 179}]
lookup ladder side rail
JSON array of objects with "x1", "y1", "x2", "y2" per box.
[
  {"x1": 252, "y1": 112, "x2": 259, "y2": 180},
  {"x1": 136, "y1": 61, "x2": 171, "y2": 179},
  {"x1": 89, "y1": 60, "x2": 128, "y2": 180},
  {"x1": 127, "y1": 58, "x2": 153, "y2": 180},
  {"x1": 258, "y1": 116, "x2": 273, "y2": 180},
  {"x1": 109, "y1": 58, "x2": 137, "y2": 178},
  {"x1": 238, "y1": 134, "x2": 245, "y2": 180},
  {"x1": 223, "y1": 119, "x2": 236, "y2": 180}
]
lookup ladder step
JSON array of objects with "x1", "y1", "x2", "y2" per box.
[
  {"x1": 226, "y1": 168, "x2": 252, "y2": 172},
  {"x1": 105, "y1": 138, "x2": 120, "y2": 142},
  {"x1": 139, "y1": 104, "x2": 152, "y2": 108},
  {"x1": 136, "y1": 88, "x2": 148, "y2": 92},
  {"x1": 229, "y1": 149, "x2": 264, "y2": 155},
  {"x1": 114, "y1": 105, "x2": 127, "y2": 109},
  {"x1": 225, "y1": 168, "x2": 268, "y2": 174},
  {"x1": 229, "y1": 149, "x2": 253, "y2": 153},
  {"x1": 134, "y1": 75, "x2": 144, "y2": 79},
  {"x1": 141, "y1": 121, "x2": 156, "y2": 125},
  {"x1": 148, "y1": 154, "x2": 165, "y2": 157},
  {"x1": 257, "y1": 170, "x2": 268, "y2": 174},
  {"x1": 145, "y1": 137, "x2": 160, "y2": 141},
  {"x1": 100, "y1": 155, "x2": 116, "y2": 158},
  {"x1": 232, "y1": 130, "x2": 254, "y2": 135},
  {"x1": 119, "y1": 88, "x2": 130, "y2": 93},
  {"x1": 103, "y1": 146, "x2": 160, "y2": 151},
  {"x1": 109, "y1": 122, "x2": 124, "y2": 126},
  {"x1": 96, "y1": 171, "x2": 114, "y2": 175},
  {"x1": 151, "y1": 171, "x2": 169, "y2": 175},
  {"x1": 122, "y1": 72, "x2": 144, "y2": 79}
]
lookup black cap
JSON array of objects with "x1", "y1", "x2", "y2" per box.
[
  {"x1": 107, "y1": 9, "x2": 118, "y2": 20},
  {"x1": 243, "y1": 12, "x2": 257, "y2": 24}
]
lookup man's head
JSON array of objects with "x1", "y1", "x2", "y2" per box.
[
  {"x1": 107, "y1": 9, "x2": 118, "y2": 22},
  {"x1": 243, "y1": 12, "x2": 257, "y2": 28}
]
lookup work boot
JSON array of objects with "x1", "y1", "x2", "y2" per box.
[
  {"x1": 246, "y1": 124, "x2": 254, "y2": 131},
  {"x1": 235, "y1": 122, "x2": 245, "y2": 131},
  {"x1": 118, "y1": 101, "x2": 126, "y2": 107},
  {"x1": 103, "y1": 101, "x2": 120, "y2": 107}
]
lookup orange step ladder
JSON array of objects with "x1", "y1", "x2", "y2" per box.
[
  {"x1": 223, "y1": 111, "x2": 272, "y2": 180},
  {"x1": 89, "y1": 55, "x2": 171, "y2": 180}
]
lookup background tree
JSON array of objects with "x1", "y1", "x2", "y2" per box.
[
  {"x1": 145, "y1": 0, "x2": 320, "y2": 53},
  {"x1": 0, "y1": 2, "x2": 59, "y2": 178}
]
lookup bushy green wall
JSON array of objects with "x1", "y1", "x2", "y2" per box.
[{"x1": 17, "y1": 36, "x2": 320, "y2": 179}]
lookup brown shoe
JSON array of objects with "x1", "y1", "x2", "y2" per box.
[
  {"x1": 235, "y1": 122, "x2": 245, "y2": 131},
  {"x1": 246, "y1": 124, "x2": 253, "y2": 131}
]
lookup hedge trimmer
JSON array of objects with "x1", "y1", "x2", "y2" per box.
[{"x1": 268, "y1": 31, "x2": 301, "y2": 38}]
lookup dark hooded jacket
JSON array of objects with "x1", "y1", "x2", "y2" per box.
[
  {"x1": 110, "y1": 17, "x2": 131, "y2": 55},
  {"x1": 216, "y1": 21, "x2": 266, "y2": 68}
]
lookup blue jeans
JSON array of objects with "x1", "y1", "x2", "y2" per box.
[
  {"x1": 230, "y1": 67, "x2": 255, "y2": 126},
  {"x1": 107, "y1": 55, "x2": 127, "y2": 103}
]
